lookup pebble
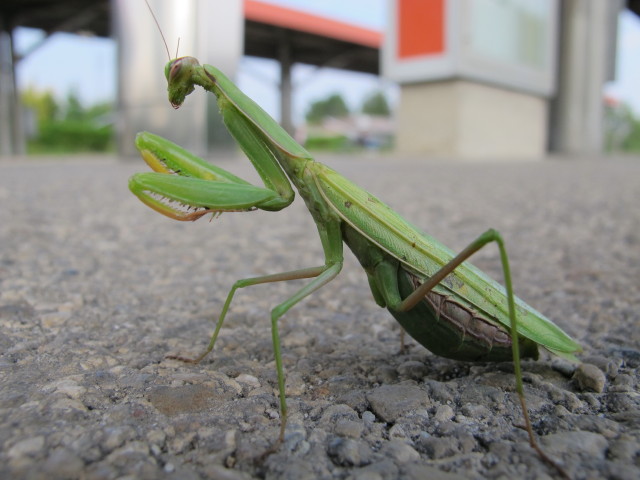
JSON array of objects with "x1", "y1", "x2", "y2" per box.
[
  {"x1": 41, "y1": 448, "x2": 85, "y2": 477},
  {"x1": 235, "y1": 373, "x2": 260, "y2": 388},
  {"x1": 583, "y1": 354, "x2": 623, "y2": 377},
  {"x1": 366, "y1": 384, "x2": 430, "y2": 423},
  {"x1": 434, "y1": 404, "x2": 455, "y2": 422},
  {"x1": 380, "y1": 439, "x2": 420, "y2": 463},
  {"x1": 7, "y1": 436, "x2": 45, "y2": 458},
  {"x1": 573, "y1": 363, "x2": 607, "y2": 393},
  {"x1": 396, "y1": 360, "x2": 429, "y2": 380},
  {"x1": 334, "y1": 419, "x2": 364, "y2": 438},
  {"x1": 417, "y1": 434, "x2": 458, "y2": 459},
  {"x1": 610, "y1": 373, "x2": 635, "y2": 392},
  {"x1": 541, "y1": 431, "x2": 608, "y2": 459},
  {"x1": 551, "y1": 357, "x2": 578, "y2": 377},
  {"x1": 608, "y1": 435, "x2": 640, "y2": 461},
  {"x1": 103, "y1": 426, "x2": 137, "y2": 452},
  {"x1": 42, "y1": 376, "x2": 86, "y2": 399},
  {"x1": 327, "y1": 437, "x2": 372, "y2": 467}
]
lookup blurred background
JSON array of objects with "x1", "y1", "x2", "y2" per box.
[{"x1": 1, "y1": 0, "x2": 639, "y2": 159}]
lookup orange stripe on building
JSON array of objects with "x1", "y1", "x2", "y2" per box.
[
  {"x1": 244, "y1": 0, "x2": 382, "y2": 48},
  {"x1": 397, "y1": 0, "x2": 445, "y2": 59}
]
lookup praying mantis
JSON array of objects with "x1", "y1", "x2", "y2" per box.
[{"x1": 128, "y1": 54, "x2": 581, "y2": 477}]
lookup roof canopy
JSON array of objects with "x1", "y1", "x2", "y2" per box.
[{"x1": 4, "y1": 0, "x2": 382, "y2": 73}]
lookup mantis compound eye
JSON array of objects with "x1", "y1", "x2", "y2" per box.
[{"x1": 168, "y1": 59, "x2": 182, "y2": 82}]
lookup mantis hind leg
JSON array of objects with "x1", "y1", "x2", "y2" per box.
[{"x1": 377, "y1": 229, "x2": 569, "y2": 479}]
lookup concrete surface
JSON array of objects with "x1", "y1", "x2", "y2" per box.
[{"x1": 1, "y1": 153, "x2": 639, "y2": 479}]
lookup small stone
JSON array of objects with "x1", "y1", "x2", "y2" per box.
[
  {"x1": 103, "y1": 426, "x2": 136, "y2": 452},
  {"x1": 397, "y1": 361, "x2": 429, "y2": 380},
  {"x1": 460, "y1": 403, "x2": 490, "y2": 419},
  {"x1": 148, "y1": 384, "x2": 220, "y2": 415},
  {"x1": 326, "y1": 436, "x2": 371, "y2": 467},
  {"x1": 541, "y1": 431, "x2": 608, "y2": 459},
  {"x1": 42, "y1": 448, "x2": 84, "y2": 477},
  {"x1": 608, "y1": 435, "x2": 640, "y2": 461},
  {"x1": 381, "y1": 439, "x2": 420, "y2": 463},
  {"x1": 320, "y1": 404, "x2": 359, "y2": 424},
  {"x1": 551, "y1": 357, "x2": 578, "y2": 377},
  {"x1": 573, "y1": 363, "x2": 606, "y2": 393},
  {"x1": 417, "y1": 434, "x2": 458, "y2": 459},
  {"x1": 352, "y1": 471, "x2": 383, "y2": 480},
  {"x1": 584, "y1": 354, "x2": 623, "y2": 376},
  {"x1": 41, "y1": 311, "x2": 71, "y2": 328},
  {"x1": 169, "y1": 432, "x2": 197, "y2": 454},
  {"x1": 235, "y1": 373, "x2": 260, "y2": 388},
  {"x1": 352, "y1": 460, "x2": 398, "y2": 480},
  {"x1": 373, "y1": 365, "x2": 398, "y2": 384},
  {"x1": 224, "y1": 430, "x2": 238, "y2": 450},
  {"x1": 206, "y1": 465, "x2": 256, "y2": 480},
  {"x1": 456, "y1": 431, "x2": 477, "y2": 454},
  {"x1": 334, "y1": 419, "x2": 364, "y2": 438},
  {"x1": 7, "y1": 436, "x2": 45, "y2": 458},
  {"x1": 610, "y1": 374, "x2": 635, "y2": 392},
  {"x1": 388, "y1": 423, "x2": 407, "y2": 439},
  {"x1": 285, "y1": 371, "x2": 306, "y2": 396},
  {"x1": 361, "y1": 411, "x2": 376, "y2": 426},
  {"x1": 366, "y1": 384, "x2": 430, "y2": 423},
  {"x1": 283, "y1": 329, "x2": 312, "y2": 347},
  {"x1": 50, "y1": 397, "x2": 87, "y2": 413},
  {"x1": 434, "y1": 404, "x2": 455, "y2": 422},
  {"x1": 402, "y1": 463, "x2": 468, "y2": 480},
  {"x1": 424, "y1": 379, "x2": 455, "y2": 404},
  {"x1": 43, "y1": 377, "x2": 86, "y2": 399}
]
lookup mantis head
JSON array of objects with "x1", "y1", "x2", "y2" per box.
[{"x1": 165, "y1": 56, "x2": 200, "y2": 109}]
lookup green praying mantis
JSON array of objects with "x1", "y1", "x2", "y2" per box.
[{"x1": 128, "y1": 53, "x2": 581, "y2": 477}]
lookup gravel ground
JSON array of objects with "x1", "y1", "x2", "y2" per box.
[{"x1": 1, "y1": 153, "x2": 639, "y2": 480}]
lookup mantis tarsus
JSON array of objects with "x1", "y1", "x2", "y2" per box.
[{"x1": 128, "y1": 55, "x2": 581, "y2": 477}]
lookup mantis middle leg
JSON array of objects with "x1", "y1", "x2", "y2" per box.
[{"x1": 169, "y1": 220, "x2": 344, "y2": 442}]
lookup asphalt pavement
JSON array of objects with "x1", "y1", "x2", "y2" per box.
[{"x1": 1, "y1": 152, "x2": 639, "y2": 479}]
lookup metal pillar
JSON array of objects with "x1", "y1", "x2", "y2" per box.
[
  {"x1": 0, "y1": 15, "x2": 23, "y2": 155},
  {"x1": 550, "y1": 0, "x2": 623, "y2": 154},
  {"x1": 278, "y1": 31, "x2": 294, "y2": 136}
]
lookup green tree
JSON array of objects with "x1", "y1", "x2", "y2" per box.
[
  {"x1": 305, "y1": 93, "x2": 349, "y2": 124},
  {"x1": 361, "y1": 90, "x2": 391, "y2": 116},
  {"x1": 64, "y1": 91, "x2": 85, "y2": 121},
  {"x1": 21, "y1": 88, "x2": 113, "y2": 154},
  {"x1": 622, "y1": 117, "x2": 640, "y2": 153},
  {"x1": 21, "y1": 87, "x2": 59, "y2": 124},
  {"x1": 604, "y1": 102, "x2": 640, "y2": 153}
]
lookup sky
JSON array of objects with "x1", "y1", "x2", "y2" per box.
[
  {"x1": 604, "y1": 9, "x2": 640, "y2": 113},
  {"x1": 13, "y1": 1, "x2": 640, "y2": 123}
]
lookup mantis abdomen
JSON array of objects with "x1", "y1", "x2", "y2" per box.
[
  {"x1": 342, "y1": 221, "x2": 539, "y2": 362},
  {"x1": 396, "y1": 269, "x2": 540, "y2": 362}
]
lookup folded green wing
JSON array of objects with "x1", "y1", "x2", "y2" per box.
[{"x1": 312, "y1": 164, "x2": 581, "y2": 359}]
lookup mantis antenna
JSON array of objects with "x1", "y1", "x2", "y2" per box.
[{"x1": 145, "y1": 0, "x2": 172, "y2": 61}]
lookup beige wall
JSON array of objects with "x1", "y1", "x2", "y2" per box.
[{"x1": 396, "y1": 80, "x2": 548, "y2": 160}]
